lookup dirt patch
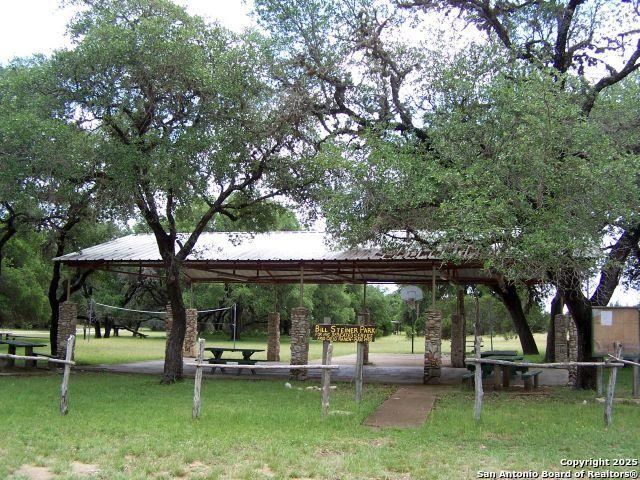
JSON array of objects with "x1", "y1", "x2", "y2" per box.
[
  {"x1": 13, "y1": 465, "x2": 54, "y2": 480},
  {"x1": 315, "y1": 448, "x2": 343, "y2": 458},
  {"x1": 185, "y1": 461, "x2": 210, "y2": 477},
  {"x1": 257, "y1": 464, "x2": 275, "y2": 477},
  {"x1": 70, "y1": 462, "x2": 100, "y2": 476}
]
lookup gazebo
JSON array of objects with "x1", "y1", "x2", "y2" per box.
[{"x1": 54, "y1": 230, "x2": 504, "y2": 382}]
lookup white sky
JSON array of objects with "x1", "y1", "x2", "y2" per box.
[
  {"x1": 0, "y1": 1, "x2": 637, "y2": 307},
  {"x1": 0, "y1": 0, "x2": 254, "y2": 63}
]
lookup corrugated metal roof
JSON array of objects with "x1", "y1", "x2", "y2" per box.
[
  {"x1": 54, "y1": 231, "x2": 455, "y2": 263},
  {"x1": 53, "y1": 231, "x2": 499, "y2": 284}
]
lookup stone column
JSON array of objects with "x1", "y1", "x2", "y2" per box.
[
  {"x1": 554, "y1": 314, "x2": 568, "y2": 362},
  {"x1": 165, "y1": 303, "x2": 173, "y2": 349},
  {"x1": 567, "y1": 316, "x2": 578, "y2": 387},
  {"x1": 357, "y1": 310, "x2": 371, "y2": 365},
  {"x1": 183, "y1": 308, "x2": 198, "y2": 357},
  {"x1": 57, "y1": 301, "x2": 77, "y2": 360},
  {"x1": 290, "y1": 307, "x2": 310, "y2": 380},
  {"x1": 267, "y1": 312, "x2": 281, "y2": 361},
  {"x1": 424, "y1": 309, "x2": 442, "y2": 383},
  {"x1": 450, "y1": 313, "x2": 466, "y2": 368}
]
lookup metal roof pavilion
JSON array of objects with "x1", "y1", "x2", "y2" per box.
[{"x1": 54, "y1": 231, "x2": 501, "y2": 285}]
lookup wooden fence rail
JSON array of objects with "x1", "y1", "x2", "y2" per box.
[
  {"x1": 465, "y1": 344, "x2": 627, "y2": 428},
  {"x1": 0, "y1": 354, "x2": 75, "y2": 366},
  {"x1": 187, "y1": 339, "x2": 342, "y2": 419},
  {"x1": 0, "y1": 335, "x2": 76, "y2": 415}
]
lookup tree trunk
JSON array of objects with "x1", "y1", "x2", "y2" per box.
[
  {"x1": 162, "y1": 259, "x2": 187, "y2": 384},
  {"x1": 104, "y1": 317, "x2": 112, "y2": 338},
  {"x1": 491, "y1": 283, "x2": 539, "y2": 355},
  {"x1": 545, "y1": 291, "x2": 564, "y2": 361},
  {"x1": 48, "y1": 246, "x2": 65, "y2": 356},
  {"x1": 94, "y1": 319, "x2": 102, "y2": 338}
]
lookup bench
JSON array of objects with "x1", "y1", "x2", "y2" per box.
[
  {"x1": 521, "y1": 370, "x2": 542, "y2": 391},
  {"x1": 461, "y1": 372, "x2": 475, "y2": 389},
  {"x1": 35, "y1": 352, "x2": 58, "y2": 369},
  {"x1": 208, "y1": 358, "x2": 258, "y2": 375}
]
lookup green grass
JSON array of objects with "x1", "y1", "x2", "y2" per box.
[
  {"x1": 2, "y1": 329, "x2": 549, "y2": 365},
  {"x1": 0, "y1": 372, "x2": 638, "y2": 479}
]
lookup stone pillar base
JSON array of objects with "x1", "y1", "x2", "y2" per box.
[
  {"x1": 290, "y1": 307, "x2": 310, "y2": 380},
  {"x1": 567, "y1": 316, "x2": 578, "y2": 387},
  {"x1": 57, "y1": 301, "x2": 77, "y2": 360},
  {"x1": 554, "y1": 314, "x2": 568, "y2": 363},
  {"x1": 183, "y1": 308, "x2": 198, "y2": 357},
  {"x1": 450, "y1": 313, "x2": 465, "y2": 368},
  {"x1": 424, "y1": 309, "x2": 442, "y2": 383},
  {"x1": 267, "y1": 312, "x2": 281, "y2": 362}
]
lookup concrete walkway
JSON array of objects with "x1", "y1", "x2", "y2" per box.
[
  {"x1": 80, "y1": 353, "x2": 569, "y2": 387},
  {"x1": 363, "y1": 386, "x2": 441, "y2": 428}
]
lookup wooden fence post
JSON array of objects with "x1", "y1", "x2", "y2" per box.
[
  {"x1": 355, "y1": 341, "x2": 364, "y2": 404},
  {"x1": 596, "y1": 365, "x2": 604, "y2": 396},
  {"x1": 193, "y1": 338, "x2": 205, "y2": 419},
  {"x1": 473, "y1": 297, "x2": 483, "y2": 422},
  {"x1": 322, "y1": 343, "x2": 333, "y2": 418},
  {"x1": 60, "y1": 335, "x2": 75, "y2": 415},
  {"x1": 604, "y1": 342, "x2": 623, "y2": 428}
]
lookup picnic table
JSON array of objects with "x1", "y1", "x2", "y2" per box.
[
  {"x1": 0, "y1": 339, "x2": 47, "y2": 368},
  {"x1": 204, "y1": 347, "x2": 265, "y2": 375},
  {"x1": 0, "y1": 331, "x2": 15, "y2": 341},
  {"x1": 481, "y1": 350, "x2": 518, "y2": 358},
  {"x1": 489, "y1": 355, "x2": 527, "y2": 388},
  {"x1": 467, "y1": 352, "x2": 529, "y2": 388}
]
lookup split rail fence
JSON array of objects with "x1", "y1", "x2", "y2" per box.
[
  {"x1": 0, "y1": 335, "x2": 76, "y2": 415},
  {"x1": 185, "y1": 338, "x2": 342, "y2": 419},
  {"x1": 466, "y1": 341, "x2": 633, "y2": 428}
]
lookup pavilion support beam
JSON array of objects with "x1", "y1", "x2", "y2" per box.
[
  {"x1": 290, "y1": 306, "x2": 310, "y2": 381},
  {"x1": 424, "y1": 308, "x2": 442, "y2": 383},
  {"x1": 57, "y1": 301, "x2": 77, "y2": 361},
  {"x1": 267, "y1": 311, "x2": 281, "y2": 362},
  {"x1": 183, "y1": 308, "x2": 198, "y2": 357},
  {"x1": 554, "y1": 314, "x2": 568, "y2": 363},
  {"x1": 450, "y1": 286, "x2": 466, "y2": 368},
  {"x1": 567, "y1": 315, "x2": 579, "y2": 388}
]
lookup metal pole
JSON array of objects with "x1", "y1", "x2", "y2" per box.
[
  {"x1": 299, "y1": 266, "x2": 304, "y2": 308},
  {"x1": 362, "y1": 283, "x2": 367, "y2": 311},
  {"x1": 431, "y1": 266, "x2": 436, "y2": 309},
  {"x1": 411, "y1": 304, "x2": 415, "y2": 354},
  {"x1": 489, "y1": 297, "x2": 494, "y2": 351},
  {"x1": 233, "y1": 303, "x2": 237, "y2": 349}
]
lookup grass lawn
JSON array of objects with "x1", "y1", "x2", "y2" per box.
[
  {"x1": 1, "y1": 329, "x2": 549, "y2": 365},
  {"x1": 0, "y1": 371, "x2": 638, "y2": 479}
]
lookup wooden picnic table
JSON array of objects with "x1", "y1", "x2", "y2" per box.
[
  {"x1": 488, "y1": 355, "x2": 527, "y2": 388},
  {"x1": 0, "y1": 339, "x2": 47, "y2": 368},
  {"x1": 467, "y1": 353, "x2": 527, "y2": 388},
  {"x1": 204, "y1": 347, "x2": 265, "y2": 375},
  {"x1": 0, "y1": 332, "x2": 15, "y2": 341},
  {"x1": 205, "y1": 347, "x2": 264, "y2": 361},
  {"x1": 481, "y1": 350, "x2": 518, "y2": 357}
]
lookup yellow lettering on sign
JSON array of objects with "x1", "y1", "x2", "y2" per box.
[{"x1": 312, "y1": 325, "x2": 376, "y2": 342}]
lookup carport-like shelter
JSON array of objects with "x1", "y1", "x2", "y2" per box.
[{"x1": 54, "y1": 231, "x2": 501, "y2": 381}]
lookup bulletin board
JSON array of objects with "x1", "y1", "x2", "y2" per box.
[{"x1": 592, "y1": 307, "x2": 640, "y2": 357}]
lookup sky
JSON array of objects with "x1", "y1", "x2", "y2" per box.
[
  {"x1": 0, "y1": 1, "x2": 638, "y2": 307},
  {"x1": 0, "y1": 0, "x2": 254, "y2": 62}
]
